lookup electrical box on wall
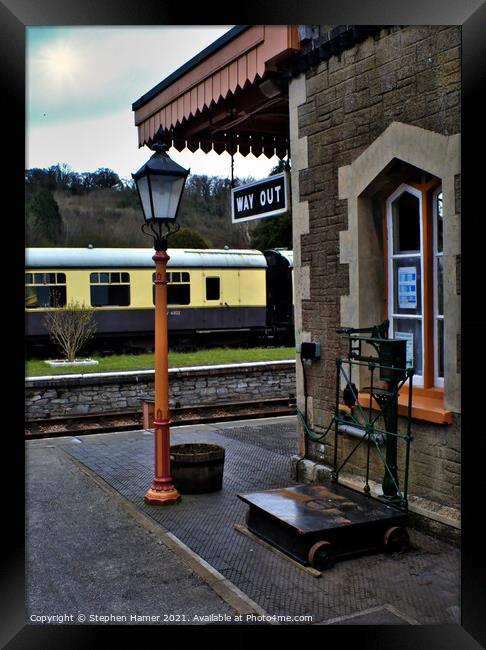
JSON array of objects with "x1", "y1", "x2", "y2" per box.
[{"x1": 299, "y1": 341, "x2": 321, "y2": 362}]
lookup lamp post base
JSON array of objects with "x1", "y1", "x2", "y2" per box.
[{"x1": 144, "y1": 486, "x2": 181, "y2": 505}]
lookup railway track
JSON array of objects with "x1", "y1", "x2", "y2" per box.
[{"x1": 25, "y1": 397, "x2": 296, "y2": 440}]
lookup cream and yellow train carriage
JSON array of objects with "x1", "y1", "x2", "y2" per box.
[{"x1": 25, "y1": 247, "x2": 273, "y2": 346}]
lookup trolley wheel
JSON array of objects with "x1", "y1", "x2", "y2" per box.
[
  {"x1": 383, "y1": 526, "x2": 409, "y2": 554},
  {"x1": 308, "y1": 540, "x2": 336, "y2": 571}
]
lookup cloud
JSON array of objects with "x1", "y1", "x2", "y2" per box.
[
  {"x1": 27, "y1": 107, "x2": 279, "y2": 181},
  {"x1": 27, "y1": 26, "x2": 232, "y2": 124},
  {"x1": 27, "y1": 108, "x2": 144, "y2": 179},
  {"x1": 26, "y1": 26, "x2": 280, "y2": 180}
]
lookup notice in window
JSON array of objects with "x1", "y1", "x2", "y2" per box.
[
  {"x1": 398, "y1": 267, "x2": 417, "y2": 309},
  {"x1": 395, "y1": 331, "x2": 414, "y2": 368}
]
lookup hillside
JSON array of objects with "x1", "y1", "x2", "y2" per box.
[
  {"x1": 54, "y1": 187, "x2": 254, "y2": 249},
  {"x1": 25, "y1": 164, "x2": 292, "y2": 250}
]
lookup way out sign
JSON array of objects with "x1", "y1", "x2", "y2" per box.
[{"x1": 231, "y1": 172, "x2": 289, "y2": 224}]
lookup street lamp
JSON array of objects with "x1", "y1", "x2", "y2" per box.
[{"x1": 132, "y1": 142, "x2": 189, "y2": 505}]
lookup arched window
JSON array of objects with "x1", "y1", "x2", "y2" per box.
[
  {"x1": 386, "y1": 181, "x2": 443, "y2": 388},
  {"x1": 387, "y1": 184, "x2": 424, "y2": 382}
]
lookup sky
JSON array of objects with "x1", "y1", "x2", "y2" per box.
[{"x1": 26, "y1": 26, "x2": 280, "y2": 184}]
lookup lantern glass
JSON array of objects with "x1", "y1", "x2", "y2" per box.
[
  {"x1": 136, "y1": 175, "x2": 153, "y2": 221},
  {"x1": 132, "y1": 143, "x2": 189, "y2": 224},
  {"x1": 150, "y1": 174, "x2": 186, "y2": 221}
]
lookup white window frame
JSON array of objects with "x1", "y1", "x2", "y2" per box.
[
  {"x1": 386, "y1": 183, "x2": 424, "y2": 386},
  {"x1": 432, "y1": 186, "x2": 444, "y2": 388}
]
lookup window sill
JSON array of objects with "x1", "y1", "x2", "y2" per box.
[{"x1": 355, "y1": 387, "x2": 453, "y2": 425}]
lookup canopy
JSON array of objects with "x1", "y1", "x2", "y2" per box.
[{"x1": 132, "y1": 25, "x2": 301, "y2": 160}]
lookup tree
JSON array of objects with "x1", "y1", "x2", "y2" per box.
[
  {"x1": 82, "y1": 168, "x2": 121, "y2": 191},
  {"x1": 44, "y1": 300, "x2": 97, "y2": 362},
  {"x1": 24, "y1": 164, "x2": 268, "y2": 249},
  {"x1": 28, "y1": 190, "x2": 64, "y2": 246},
  {"x1": 250, "y1": 212, "x2": 292, "y2": 250},
  {"x1": 169, "y1": 227, "x2": 211, "y2": 248}
]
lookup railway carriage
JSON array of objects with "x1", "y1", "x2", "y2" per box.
[{"x1": 25, "y1": 247, "x2": 293, "y2": 354}]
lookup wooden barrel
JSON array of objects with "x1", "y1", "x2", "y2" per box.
[{"x1": 170, "y1": 443, "x2": 225, "y2": 494}]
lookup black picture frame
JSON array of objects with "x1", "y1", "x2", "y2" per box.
[{"x1": 3, "y1": 0, "x2": 485, "y2": 646}]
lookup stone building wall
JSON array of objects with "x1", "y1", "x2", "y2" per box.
[
  {"x1": 25, "y1": 361, "x2": 296, "y2": 420},
  {"x1": 289, "y1": 25, "x2": 461, "y2": 519}
]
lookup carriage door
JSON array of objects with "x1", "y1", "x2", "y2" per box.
[{"x1": 263, "y1": 251, "x2": 292, "y2": 328}]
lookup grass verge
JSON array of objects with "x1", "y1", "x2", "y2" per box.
[{"x1": 26, "y1": 347, "x2": 295, "y2": 377}]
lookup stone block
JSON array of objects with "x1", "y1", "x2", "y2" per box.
[{"x1": 70, "y1": 404, "x2": 90, "y2": 414}]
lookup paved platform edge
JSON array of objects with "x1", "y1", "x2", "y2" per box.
[
  {"x1": 319, "y1": 604, "x2": 421, "y2": 625},
  {"x1": 58, "y1": 447, "x2": 277, "y2": 624}
]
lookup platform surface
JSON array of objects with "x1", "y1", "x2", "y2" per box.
[
  {"x1": 238, "y1": 483, "x2": 406, "y2": 534},
  {"x1": 25, "y1": 416, "x2": 461, "y2": 627}
]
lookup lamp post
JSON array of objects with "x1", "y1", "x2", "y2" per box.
[{"x1": 132, "y1": 142, "x2": 189, "y2": 505}]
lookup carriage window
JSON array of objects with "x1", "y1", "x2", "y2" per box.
[
  {"x1": 168, "y1": 284, "x2": 190, "y2": 305},
  {"x1": 152, "y1": 271, "x2": 191, "y2": 305},
  {"x1": 206, "y1": 277, "x2": 220, "y2": 301},
  {"x1": 25, "y1": 272, "x2": 67, "y2": 309},
  {"x1": 90, "y1": 271, "x2": 130, "y2": 306}
]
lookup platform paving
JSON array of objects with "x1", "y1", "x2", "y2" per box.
[{"x1": 26, "y1": 416, "x2": 460, "y2": 626}]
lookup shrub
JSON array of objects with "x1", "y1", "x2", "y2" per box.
[{"x1": 43, "y1": 300, "x2": 97, "y2": 362}]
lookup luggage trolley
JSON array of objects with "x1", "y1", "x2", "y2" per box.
[{"x1": 238, "y1": 320, "x2": 414, "y2": 571}]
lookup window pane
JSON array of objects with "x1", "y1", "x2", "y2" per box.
[
  {"x1": 25, "y1": 273, "x2": 33, "y2": 284},
  {"x1": 50, "y1": 287, "x2": 66, "y2": 307},
  {"x1": 46, "y1": 273, "x2": 56, "y2": 284},
  {"x1": 172, "y1": 272, "x2": 181, "y2": 283},
  {"x1": 111, "y1": 272, "x2": 120, "y2": 283},
  {"x1": 393, "y1": 318, "x2": 423, "y2": 376},
  {"x1": 393, "y1": 257, "x2": 422, "y2": 315},
  {"x1": 109, "y1": 285, "x2": 130, "y2": 306},
  {"x1": 25, "y1": 287, "x2": 39, "y2": 308},
  {"x1": 91, "y1": 285, "x2": 130, "y2": 306},
  {"x1": 392, "y1": 191, "x2": 421, "y2": 254},
  {"x1": 206, "y1": 277, "x2": 220, "y2": 301},
  {"x1": 35, "y1": 286, "x2": 50, "y2": 307},
  {"x1": 90, "y1": 286, "x2": 109, "y2": 306},
  {"x1": 437, "y1": 318, "x2": 444, "y2": 378},
  {"x1": 100, "y1": 273, "x2": 109, "y2": 283},
  {"x1": 436, "y1": 191, "x2": 443, "y2": 253},
  {"x1": 90, "y1": 273, "x2": 99, "y2": 283},
  {"x1": 121, "y1": 273, "x2": 130, "y2": 283},
  {"x1": 34, "y1": 273, "x2": 44, "y2": 284},
  {"x1": 182, "y1": 272, "x2": 190, "y2": 282},
  {"x1": 29, "y1": 286, "x2": 66, "y2": 308},
  {"x1": 436, "y1": 256, "x2": 444, "y2": 316},
  {"x1": 168, "y1": 284, "x2": 190, "y2": 305},
  {"x1": 57, "y1": 273, "x2": 66, "y2": 284}
]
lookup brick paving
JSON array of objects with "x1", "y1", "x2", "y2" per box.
[{"x1": 43, "y1": 416, "x2": 461, "y2": 625}]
